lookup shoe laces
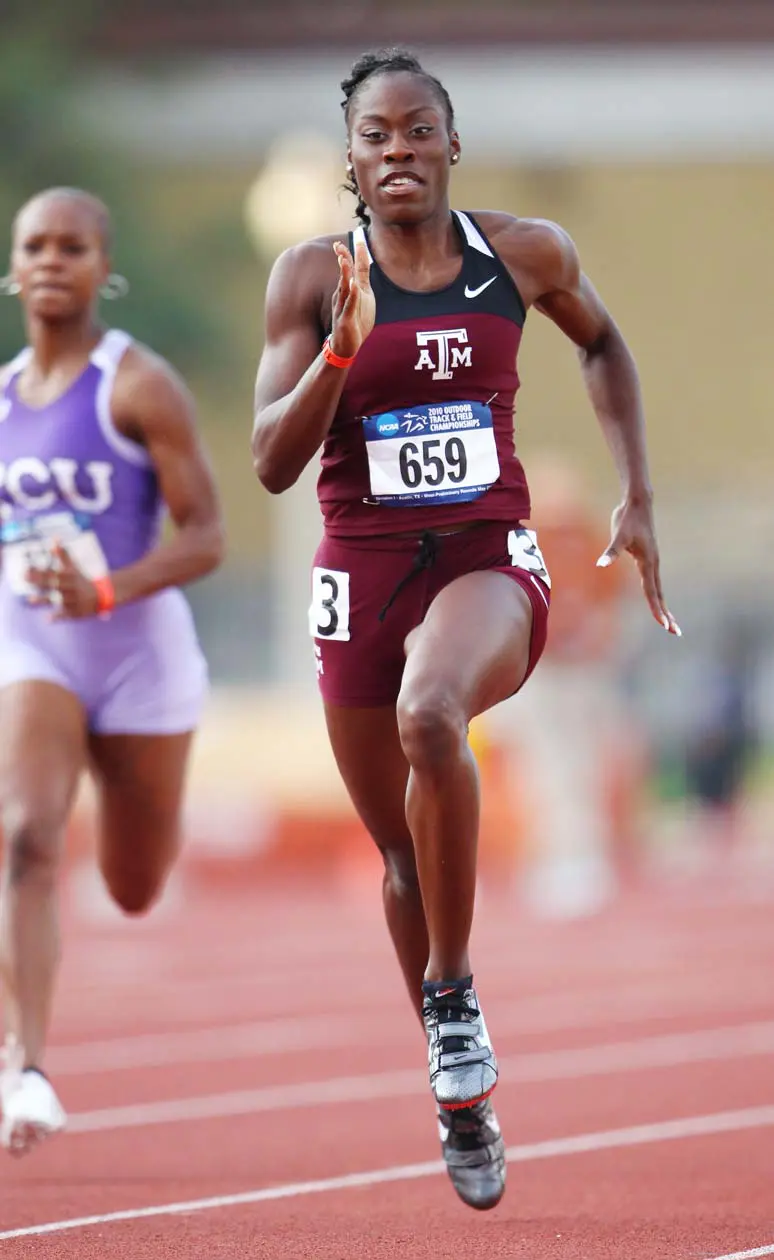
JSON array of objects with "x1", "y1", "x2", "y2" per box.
[
  {"x1": 424, "y1": 988, "x2": 479, "y2": 1022},
  {"x1": 424, "y1": 989, "x2": 482, "y2": 1056}
]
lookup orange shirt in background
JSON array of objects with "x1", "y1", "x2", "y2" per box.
[{"x1": 535, "y1": 509, "x2": 628, "y2": 664}]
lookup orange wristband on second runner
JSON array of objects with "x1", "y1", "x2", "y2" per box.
[
  {"x1": 93, "y1": 575, "x2": 116, "y2": 618},
  {"x1": 322, "y1": 337, "x2": 356, "y2": 369}
]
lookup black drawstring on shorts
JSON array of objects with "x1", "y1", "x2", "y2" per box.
[{"x1": 378, "y1": 530, "x2": 439, "y2": 622}]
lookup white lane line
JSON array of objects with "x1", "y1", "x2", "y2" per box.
[
  {"x1": 64, "y1": 1021, "x2": 774, "y2": 1135},
  {"x1": 47, "y1": 977, "x2": 774, "y2": 1076},
  {"x1": 49, "y1": 1016, "x2": 367, "y2": 1074},
  {"x1": 705, "y1": 1249, "x2": 774, "y2": 1260},
  {"x1": 2, "y1": 1103, "x2": 774, "y2": 1242}
]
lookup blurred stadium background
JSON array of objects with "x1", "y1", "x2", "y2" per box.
[{"x1": 4, "y1": 0, "x2": 774, "y2": 914}]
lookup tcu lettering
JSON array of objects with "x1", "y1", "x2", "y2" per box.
[
  {"x1": 0, "y1": 457, "x2": 114, "y2": 518},
  {"x1": 414, "y1": 329, "x2": 472, "y2": 381}
]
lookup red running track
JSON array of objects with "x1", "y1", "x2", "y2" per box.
[{"x1": 2, "y1": 857, "x2": 774, "y2": 1259}]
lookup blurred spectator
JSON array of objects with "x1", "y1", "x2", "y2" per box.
[
  {"x1": 488, "y1": 451, "x2": 644, "y2": 917},
  {"x1": 681, "y1": 620, "x2": 759, "y2": 853}
]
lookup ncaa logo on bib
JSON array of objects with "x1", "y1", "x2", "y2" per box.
[
  {"x1": 374, "y1": 413, "x2": 400, "y2": 436},
  {"x1": 414, "y1": 329, "x2": 471, "y2": 381}
]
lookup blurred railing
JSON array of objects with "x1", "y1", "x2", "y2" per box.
[{"x1": 90, "y1": 0, "x2": 774, "y2": 55}]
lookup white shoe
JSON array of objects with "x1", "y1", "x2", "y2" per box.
[{"x1": 0, "y1": 1038, "x2": 66, "y2": 1156}]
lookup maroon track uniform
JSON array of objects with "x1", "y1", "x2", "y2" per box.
[{"x1": 310, "y1": 211, "x2": 550, "y2": 704}]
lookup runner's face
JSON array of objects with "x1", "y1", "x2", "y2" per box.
[
  {"x1": 11, "y1": 197, "x2": 108, "y2": 322},
  {"x1": 348, "y1": 72, "x2": 460, "y2": 226}
]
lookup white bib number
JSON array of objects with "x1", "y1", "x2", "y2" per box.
[
  {"x1": 2, "y1": 511, "x2": 108, "y2": 600},
  {"x1": 507, "y1": 528, "x2": 551, "y2": 589},
  {"x1": 363, "y1": 401, "x2": 500, "y2": 506},
  {"x1": 309, "y1": 566, "x2": 350, "y2": 642}
]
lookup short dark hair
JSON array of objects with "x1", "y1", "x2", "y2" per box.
[
  {"x1": 14, "y1": 187, "x2": 112, "y2": 251},
  {"x1": 341, "y1": 47, "x2": 455, "y2": 129}
]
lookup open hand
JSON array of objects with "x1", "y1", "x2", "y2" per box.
[
  {"x1": 598, "y1": 498, "x2": 681, "y2": 636},
  {"x1": 328, "y1": 239, "x2": 375, "y2": 360},
  {"x1": 26, "y1": 542, "x2": 100, "y2": 620}
]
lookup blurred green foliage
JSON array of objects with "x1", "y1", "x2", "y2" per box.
[{"x1": 0, "y1": 0, "x2": 239, "y2": 375}]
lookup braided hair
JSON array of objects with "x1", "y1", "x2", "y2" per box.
[{"x1": 341, "y1": 48, "x2": 456, "y2": 227}]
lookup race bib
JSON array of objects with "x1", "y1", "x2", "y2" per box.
[
  {"x1": 363, "y1": 401, "x2": 500, "y2": 506},
  {"x1": 1, "y1": 511, "x2": 108, "y2": 600},
  {"x1": 309, "y1": 566, "x2": 351, "y2": 642}
]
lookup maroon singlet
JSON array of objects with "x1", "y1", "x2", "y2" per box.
[{"x1": 318, "y1": 210, "x2": 530, "y2": 538}]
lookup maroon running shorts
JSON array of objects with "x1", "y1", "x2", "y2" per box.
[{"x1": 308, "y1": 521, "x2": 551, "y2": 707}]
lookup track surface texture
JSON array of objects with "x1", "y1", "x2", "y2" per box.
[{"x1": 2, "y1": 855, "x2": 774, "y2": 1259}]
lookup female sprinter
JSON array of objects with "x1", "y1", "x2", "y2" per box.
[
  {"x1": 0, "y1": 187, "x2": 225, "y2": 1155},
  {"x1": 251, "y1": 50, "x2": 679, "y2": 1210}
]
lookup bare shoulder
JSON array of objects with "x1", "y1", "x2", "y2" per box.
[
  {"x1": 472, "y1": 211, "x2": 575, "y2": 259},
  {"x1": 263, "y1": 231, "x2": 354, "y2": 336},
  {"x1": 112, "y1": 340, "x2": 196, "y2": 439},
  {"x1": 116, "y1": 341, "x2": 192, "y2": 404},
  {"x1": 267, "y1": 232, "x2": 350, "y2": 297},
  {"x1": 272, "y1": 233, "x2": 348, "y2": 270},
  {"x1": 470, "y1": 212, "x2": 580, "y2": 301}
]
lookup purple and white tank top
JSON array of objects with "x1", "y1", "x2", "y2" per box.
[{"x1": 0, "y1": 330, "x2": 162, "y2": 601}]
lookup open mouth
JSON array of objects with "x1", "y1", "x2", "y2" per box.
[{"x1": 379, "y1": 172, "x2": 424, "y2": 190}]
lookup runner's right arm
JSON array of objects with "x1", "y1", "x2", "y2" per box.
[{"x1": 252, "y1": 238, "x2": 374, "y2": 493}]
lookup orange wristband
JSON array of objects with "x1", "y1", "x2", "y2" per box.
[
  {"x1": 93, "y1": 575, "x2": 115, "y2": 617},
  {"x1": 322, "y1": 337, "x2": 356, "y2": 369}
]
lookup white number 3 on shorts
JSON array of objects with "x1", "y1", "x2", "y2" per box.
[
  {"x1": 507, "y1": 528, "x2": 552, "y2": 589},
  {"x1": 309, "y1": 567, "x2": 351, "y2": 642}
]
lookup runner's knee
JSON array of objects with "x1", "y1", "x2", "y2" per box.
[
  {"x1": 1, "y1": 806, "x2": 64, "y2": 886},
  {"x1": 102, "y1": 869, "x2": 166, "y2": 916},
  {"x1": 99, "y1": 818, "x2": 179, "y2": 916},
  {"x1": 397, "y1": 686, "x2": 466, "y2": 773}
]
